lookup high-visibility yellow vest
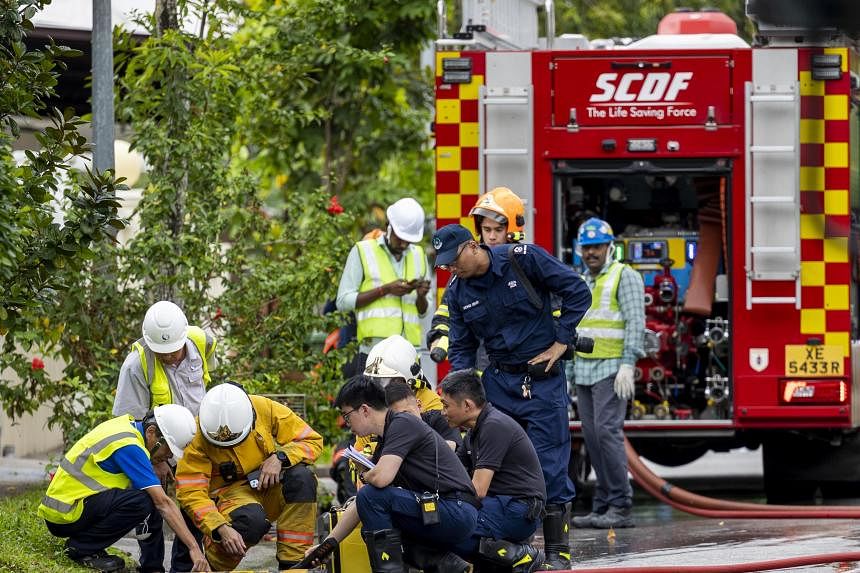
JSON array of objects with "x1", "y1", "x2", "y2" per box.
[
  {"x1": 38, "y1": 415, "x2": 146, "y2": 524},
  {"x1": 577, "y1": 261, "x2": 626, "y2": 359},
  {"x1": 355, "y1": 239, "x2": 426, "y2": 346},
  {"x1": 132, "y1": 326, "x2": 215, "y2": 408}
]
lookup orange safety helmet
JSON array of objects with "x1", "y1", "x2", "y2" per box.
[{"x1": 469, "y1": 186, "x2": 526, "y2": 240}]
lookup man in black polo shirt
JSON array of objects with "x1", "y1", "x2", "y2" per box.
[
  {"x1": 441, "y1": 369, "x2": 546, "y2": 572},
  {"x1": 384, "y1": 380, "x2": 462, "y2": 451},
  {"x1": 301, "y1": 376, "x2": 477, "y2": 572}
]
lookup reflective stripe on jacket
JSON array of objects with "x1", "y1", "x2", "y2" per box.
[
  {"x1": 355, "y1": 239, "x2": 425, "y2": 346},
  {"x1": 132, "y1": 326, "x2": 215, "y2": 408},
  {"x1": 175, "y1": 395, "x2": 323, "y2": 536},
  {"x1": 577, "y1": 261, "x2": 626, "y2": 359},
  {"x1": 38, "y1": 415, "x2": 144, "y2": 524}
]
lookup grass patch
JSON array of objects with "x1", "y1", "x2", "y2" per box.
[{"x1": 0, "y1": 486, "x2": 131, "y2": 573}]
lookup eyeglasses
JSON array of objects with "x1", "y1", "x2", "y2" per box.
[
  {"x1": 342, "y1": 407, "x2": 359, "y2": 427},
  {"x1": 437, "y1": 242, "x2": 469, "y2": 271}
]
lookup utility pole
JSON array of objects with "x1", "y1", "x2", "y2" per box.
[{"x1": 92, "y1": 0, "x2": 114, "y2": 174}]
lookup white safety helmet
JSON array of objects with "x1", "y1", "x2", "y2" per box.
[
  {"x1": 142, "y1": 300, "x2": 189, "y2": 354},
  {"x1": 386, "y1": 198, "x2": 425, "y2": 243},
  {"x1": 364, "y1": 335, "x2": 422, "y2": 388},
  {"x1": 199, "y1": 383, "x2": 255, "y2": 447},
  {"x1": 153, "y1": 404, "x2": 197, "y2": 460}
]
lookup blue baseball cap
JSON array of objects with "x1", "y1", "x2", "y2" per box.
[{"x1": 432, "y1": 224, "x2": 474, "y2": 266}]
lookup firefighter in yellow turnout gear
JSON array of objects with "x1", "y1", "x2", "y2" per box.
[{"x1": 176, "y1": 383, "x2": 323, "y2": 570}]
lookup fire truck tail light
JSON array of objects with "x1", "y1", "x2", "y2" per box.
[
  {"x1": 811, "y1": 54, "x2": 842, "y2": 81},
  {"x1": 779, "y1": 380, "x2": 847, "y2": 405},
  {"x1": 441, "y1": 57, "x2": 472, "y2": 84}
]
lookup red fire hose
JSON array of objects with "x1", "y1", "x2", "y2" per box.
[
  {"x1": 624, "y1": 437, "x2": 860, "y2": 518},
  {"x1": 564, "y1": 551, "x2": 860, "y2": 573},
  {"x1": 541, "y1": 438, "x2": 860, "y2": 572}
]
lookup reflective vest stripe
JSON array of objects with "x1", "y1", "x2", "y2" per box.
[
  {"x1": 133, "y1": 326, "x2": 213, "y2": 408},
  {"x1": 577, "y1": 262, "x2": 626, "y2": 359},
  {"x1": 38, "y1": 418, "x2": 143, "y2": 524},
  {"x1": 355, "y1": 239, "x2": 425, "y2": 346},
  {"x1": 41, "y1": 430, "x2": 137, "y2": 512}
]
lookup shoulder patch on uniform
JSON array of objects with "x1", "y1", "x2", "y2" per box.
[{"x1": 513, "y1": 245, "x2": 525, "y2": 255}]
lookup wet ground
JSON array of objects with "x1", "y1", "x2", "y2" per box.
[{"x1": 111, "y1": 449, "x2": 860, "y2": 572}]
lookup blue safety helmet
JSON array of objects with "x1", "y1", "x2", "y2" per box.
[{"x1": 577, "y1": 217, "x2": 614, "y2": 246}]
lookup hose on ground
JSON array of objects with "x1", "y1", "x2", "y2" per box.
[
  {"x1": 624, "y1": 436, "x2": 860, "y2": 518},
  {"x1": 564, "y1": 551, "x2": 860, "y2": 573}
]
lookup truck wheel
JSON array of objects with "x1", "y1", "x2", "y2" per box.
[{"x1": 761, "y1": 431, "x2": 860, "y2": 503}]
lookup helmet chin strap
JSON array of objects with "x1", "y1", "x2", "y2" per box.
[{"x1": 149, "y1": 438, "x2": 163, "y2": 457}]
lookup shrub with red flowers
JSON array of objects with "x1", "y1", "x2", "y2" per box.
[
  {"x1": 30, "y1": 357, "x2": 45, "y2": 371},
  {"x1": 327, "y1": 195, "x2": 344, "y2": 215}
]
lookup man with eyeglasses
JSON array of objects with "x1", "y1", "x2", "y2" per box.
[
  {"x1": 300, "y1": 376, "x2": 477, "y2": 573},
  {"x1": 432, "y1": 223, "x2": 592, "y2": 571}
]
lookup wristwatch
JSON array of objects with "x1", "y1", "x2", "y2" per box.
[{"x1": 275, "y1": 451, "x2": 290, "y2": 466}]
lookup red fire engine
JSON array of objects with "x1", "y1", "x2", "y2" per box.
[{"x1": 433, "y1": 0, "x2": 860, "y2": 501}]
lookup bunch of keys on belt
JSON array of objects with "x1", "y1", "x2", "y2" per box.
[{"x1": 521, "y1": 375, "x2": 532, "y2": 399}]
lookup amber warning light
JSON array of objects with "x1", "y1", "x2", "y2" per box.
[{"x1": 779, "y1": 380, "x2": 847, "y2": 405}]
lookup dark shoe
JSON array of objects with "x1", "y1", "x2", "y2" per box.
[
  {"x1": 540, "y1": 503, "x2": 571, "y2": 571},
  {"x1": 591, "y1": 505, "x2": 634, "y2": 529},
  {"x1": 69, "y1": 549, "x2": 126, "y2": 572},
  {"x1": 361, "y1": 528, "x2": 406, "y2": 572},
  {"x1": 478, "y1": 538, "x2": 543, "y2": 573},
  {"x1": 404, "y1": 543, "x2": 472, "y2": 573},
  {"x1": 572, "y1": 510, "x2": 604, "y2": 529}
]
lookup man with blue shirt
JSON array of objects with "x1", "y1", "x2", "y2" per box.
[
  {"x1": 38, "y1": 405, "x2": 209, "y2": 573},
  {"x1": 434, "y1": 223, "x2": 591, "y2": 571}
]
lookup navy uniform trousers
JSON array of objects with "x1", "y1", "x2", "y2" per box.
[{"x1": 481, "y1": 366, "x2": 575, "y2": 506}]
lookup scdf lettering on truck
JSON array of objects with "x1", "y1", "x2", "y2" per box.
[{"x1": 590, "y1": 72, "x2": 694, "y2": 103}]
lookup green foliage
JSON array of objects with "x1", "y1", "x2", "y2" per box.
[
  {"x1": 0, "y1": 0, "x2": 435, "y2": 446},
  {"x1": 550, "y1": 0, "x2": 754, "y2": 43},
  {"x1": 0, "y1": 486, "x2": 130, "y2": 572},
  {"x1": 0, "y1": 0, "x2": 126, "y2": 431}
]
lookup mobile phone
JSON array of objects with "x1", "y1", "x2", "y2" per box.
[{"x1": 247, "y1": 469, "x2": 261, "y2": 490}]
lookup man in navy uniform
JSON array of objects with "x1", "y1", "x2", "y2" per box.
[{"x1": 434, "y1": 223, "x2": 591, "y2": 571}]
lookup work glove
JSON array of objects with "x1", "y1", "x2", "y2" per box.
[
  {"x1": 614, "y1": 364, "x2": 635, "y2": 401},
  {"x1": 292, "y1": 537, "x2": 339, "y2": 569}
]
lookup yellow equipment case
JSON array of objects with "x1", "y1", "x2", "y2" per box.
[{"x1": 317, "y1": 507, "x2": 371, "y2": 573}]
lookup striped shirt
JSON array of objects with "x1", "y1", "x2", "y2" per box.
[{"x1": 573, "y1": 261, "x2": 645, "y2": 386}]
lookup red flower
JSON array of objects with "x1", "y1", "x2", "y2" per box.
[
  {"x1": 31, "y1": 357, "x2": 45, "y2": 370},
  {"x1": 327, "y1": 195, "x2": 344, "y2": 215},
  {"x1": 212, "y1": 308, "x2": 223, "y2": 321}
]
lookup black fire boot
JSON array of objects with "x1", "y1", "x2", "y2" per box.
[
  {"x1": 404, "y1": 543, "x2": 472, "y2": 573},
  {"x1": 361, "y1": 528, "x2": 407, "y2": 573},
  {"x1": 478, "y1": 538, "x2": 544, "y2": 573},
  {"x1": 540, "y1": 503, "x2": 571, "y2": 570}
]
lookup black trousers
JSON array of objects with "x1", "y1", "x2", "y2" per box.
[{"x1": 46, "y1": 488, "x2": 162, "y2": 570}]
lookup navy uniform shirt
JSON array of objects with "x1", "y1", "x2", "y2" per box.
[
  {"x1": 447, "y1": 244, "x2": 592, "y2": 369},
  {"x1": 374, "y1": 410, "x2": 476, "y2": 497},
  {"x1": 468, "y1": 403, "x2": 546, "y2": 500}
]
